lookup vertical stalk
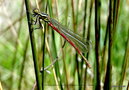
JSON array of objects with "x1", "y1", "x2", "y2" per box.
[
  {"x1": 24, "y1": 0, "x2": 41, "y2": 90},
  {"x1": 113, "y1": 0, "x2": 120, "y2": 37},
  {"x1": 65, "y1": 0, "x2": 68, "y2": 26},
  {"x1": 75, "y1": 54, "x2": 81, "y2": 90},
  {"x1": 61, "y1": 0, "x2": 69, "y2": 89},
  {"x1": 127, "y1": 81, "x2": 129, "y2": 90},
  {"x1": 94, "y1": 0, "x2": 101, "y2": 89},
  {"x1": 82, "y1": 0, "x2": 87, "y2": 38},
  {"x1": 47, "y1": 0, "x2": 63, "y2": 89},
  {"x1": 71, "y1": 0, "x2": 79, "y2": 90},
  {"x1": 101, "y1": 18, "x2": 109, "y2": 80},
  {"x1": 75, "y1": 0, "x2": 82, "y2": 89},
  {"x1": 119, "y1": 28, "x2": 129, "y2": 90},
  {"x1": 83, "y1": 0, "x2": 94, "y2": 89},
  {"x1": 41, "y1": 21, "x2": 46, "y2": 90},
  {"x1": 71, "y1": 0, "x2": 76, "y2": 32},
  {"x1": 41, "y1": 4, "x2": 47, "y2": 90},
  {"x1": 82, "y1": 0, "x2": 88, "y2": 89},
  {"x1": 104, "y1": 0, "x2": 113, "y2": 89},
  {"x1": 18, "y1": 37, "x2": 29, "y2": 90}
]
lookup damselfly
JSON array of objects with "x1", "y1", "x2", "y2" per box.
[{"x1": 33, "y1": 8, "x2": 91, "y2": 68}]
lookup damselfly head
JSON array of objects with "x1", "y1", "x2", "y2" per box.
[
  {"x1": 33, "y1": 8, "x2": 39, "y2": 14},
  {"x1": 33, "y1": 8, "x2": 50, "y2": 22}
]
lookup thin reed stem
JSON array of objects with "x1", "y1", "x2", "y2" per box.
[
  {"x1": 94, "y1": 0, "x2": 101, "y2": 89},
  {"x1": 104, "y1": 0, "x2": 113, "y2": 89},
  {"x1": 83, "y1": 0, "x2": 94, "y2": 89},
  {"x1": 119, "y1": 28, "x2": 129, "y2": 90},
  {"x1": 48, "y1": 0, "x2": 63, "y2": 89},
  {"x1": 24, "y1": 0, "x2": 41, "y2": 89},
  {"x1": 18, "y1": 37, "x2": 29, "y2": 90}
]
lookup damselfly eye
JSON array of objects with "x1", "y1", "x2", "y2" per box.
[{"x1": 33, "y1": 8, "x2": 39, "y2": 14}]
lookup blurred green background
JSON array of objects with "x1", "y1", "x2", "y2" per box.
[{"x1": 0, "y1": 0, "x2": 129, "y2": 90}]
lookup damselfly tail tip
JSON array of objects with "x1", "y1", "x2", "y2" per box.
[{"x1": 80, "y1": 53, "x2": 91, "y2": 68}]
